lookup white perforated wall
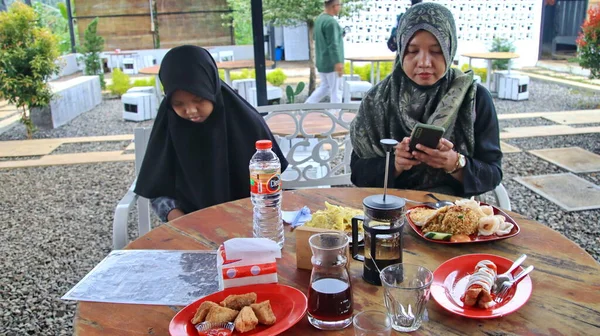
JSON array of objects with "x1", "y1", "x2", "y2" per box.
[{"x1": 339, "y1": 0, "x2": 543, "y2": 67}]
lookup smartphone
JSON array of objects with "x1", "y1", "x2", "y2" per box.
[{"x1": 409, "y1": 123, "x2": 445, "y2": 152}]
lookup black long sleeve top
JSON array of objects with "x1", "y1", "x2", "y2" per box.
[{"x1": 350, "y1": 84, "x2": 503, "y2": 197}]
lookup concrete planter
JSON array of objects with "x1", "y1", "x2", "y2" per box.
[{"x1": 31, "y1": 76, "x2": 102, "y2": 130}]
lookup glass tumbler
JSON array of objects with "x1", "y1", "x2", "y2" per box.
[
  {"x1": 353, "y1": 311, "x2": 392, "y2": 336},
  {"x1": 380, "y1": 263, "x2": 433, "y2": 332}
]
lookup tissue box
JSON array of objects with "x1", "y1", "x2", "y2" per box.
[{"x1": 217, "y1": 238, "x2": 281, "y2": 289}]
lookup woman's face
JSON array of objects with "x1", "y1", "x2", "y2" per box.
[
  {"x1": 171, "y1": 90, "x2": 214, "y2": 123},
  {"x1": 402, "y1": 30, "x2": 447, "y2": 86}
]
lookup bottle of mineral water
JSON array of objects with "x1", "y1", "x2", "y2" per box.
[{"x1": 250, "y1": 140, "x2": 284, "y2": 248}]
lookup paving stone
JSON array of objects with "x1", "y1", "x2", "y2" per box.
[
  {"x1": 528, "y1": 147, "x2": 600, "y2": 173},
  {"x1": 542, "y1": 110, "x2": 600, "y2": 125},
  {"x1": 501, "y1": 141, "x2": 521, "y2": 153},
  {"x1": 514, "y1": 173, "x2": 600, "y2": 211}
]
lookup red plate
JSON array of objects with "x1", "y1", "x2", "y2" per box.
[
  {"x1": 431, "y1": 253, "x2": 533, "y2": 319},
  {"x1": 169, "y1": 284, "x2": 308, "y2": 336},
  {"x1": 406, "y1": 203, "x2": 520, "y2": 244}
]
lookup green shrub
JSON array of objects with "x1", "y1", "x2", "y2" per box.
[
  {"x1": 132, "y1": 77, "x2": 156, "y2": 87},
  {"x1": 266, "y1": 68, "x2": 287, "y2": 86},
  {"x1": 576, "y1": 5, "x2": 600, "y2": 78},
  {"x1": 108, "y1": 68, "x2": 132, "y2": 97},
  {"x1": 489, "y1": 37, "x2": 515, "y2": 70},
  {"x1": 461, "y1": 64, "x2": 487, "y2": 83},
  {"x1": 0, "y1": 2, "x2": 60, "y2": 138},
  {"x1": 78, "y1": 18, "x2": 105, "y2": 88},
  {"x1": 220, "y1": 68, "x2": 256, "y2": 82}
]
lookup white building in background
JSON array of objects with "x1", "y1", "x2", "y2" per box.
[{"x1": 339, "y1": 0, "x2": 543, "y2": 68}]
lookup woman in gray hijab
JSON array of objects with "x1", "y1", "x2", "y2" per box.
[{"x1": 350, "y1": 2, "x2": 502, "y2": 197}]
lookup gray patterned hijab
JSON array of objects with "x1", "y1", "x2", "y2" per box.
[{"x1": 350, "y1": 2, "x2": 477, "y2": 190}]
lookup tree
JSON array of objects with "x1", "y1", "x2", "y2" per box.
[
  {"x1": 226, "y1": 0, "x2": 363, "y2": 94},
  {"x1": 0, "y1": 2, "x2": 59, "y2": 138},
  {"x1": 78, "y1": 18, "x2": 105, "y2": 88}
]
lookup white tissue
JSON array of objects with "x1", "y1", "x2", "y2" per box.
[{"x1": 223, "y1": 238, "x2": 281, "y2": 260}]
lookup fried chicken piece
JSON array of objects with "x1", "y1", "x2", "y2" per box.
[
  {"x1": 409, "y1": 208, "x2": 437, "y2": 226},
  {"x1": 204, "y1": 305, "x2": 239, "y2": 324},
  {"x1": 234, "y1": 306, "x2": 259, "y2": 333},
  {"x1": 250, "y1": 300, "x2": 276, "y2": 325},
  {"x1": 191, "y1": 301, "x2": 220, "y2": 324},
  {"x1": 220, "y1": 292, "x2": 257, "y2": 311}
]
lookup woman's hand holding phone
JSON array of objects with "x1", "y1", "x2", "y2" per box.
[
  {"x1": 411, "y1": 138, "x2": 457, "y2": 171},
  {"x1": 394, "y1": 137, "x2": 420, "y2": 177}
]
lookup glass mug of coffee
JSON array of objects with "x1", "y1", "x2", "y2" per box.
[{"x1": 307, "y1": 232, "x2": 353, "y2": 330}]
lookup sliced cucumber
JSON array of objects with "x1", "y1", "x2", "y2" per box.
[{"x1": 424, "y1": 232, "x2": 452, "y2": 241}]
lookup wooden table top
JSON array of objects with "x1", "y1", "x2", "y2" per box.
[
  {"x1": 461, "y1": 52, "x2": 520, "y2": 60},
  {"x1": 139, "y1": 60, "x2": 276, "y2": 76},
  {"x1": 266, "y1": 112, "x2": 355, "y2": 137},
  {"x1": 74, "y1": 188, "x2": 600, "y2": 335},
  {"x1": 345, "y1": 55, "x2": 396, "y2": 62}
]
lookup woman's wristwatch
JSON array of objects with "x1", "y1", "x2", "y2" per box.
[{"x1": 446, "y1": 152, "x2": 466, "y2": 174}]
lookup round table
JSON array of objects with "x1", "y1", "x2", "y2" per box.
[
  {"x1": 345, "y1": 55, "x2": 396, "y2": 84},
  {"x1": 74, "y1": 188, "x2": 600, "y2": 335},
  {"x1": 460, "y1": 52, "x2": 520, "y2": 90}
]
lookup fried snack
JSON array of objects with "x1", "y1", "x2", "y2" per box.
[
  {"x1": 250, "y1": 300, "x2": 276, "y2": 325},
  {"x1": 220, "y1": 292, "x2": 257, "y2": 311},
  {"x1": 234, "y1": 306, "x2": 259, "y2": 333},
  {"x1": 204, "y1": 306, "x2": 239, "y2": 324},
  {"x1": 409, "y1": 207, "x2": 437, "y2": 226},
  {"x1": 191, "y1": 301, "x2": 220, "y2": 324},
  {"x1": 304, "y1": 202, "x2": 363, "y2": 233},
  {"x1": 422, "y1": 205, "x2": 479, "y2": 235},
  {"x1": 464, "y1": 260, "x2": 497, "y2": 309}
]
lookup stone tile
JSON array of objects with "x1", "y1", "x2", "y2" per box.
[
  {"x1": 0, "y1": 151, "x2": 134, "y2": 169},
  {"x1": 500, "y1": 141, "x2": 521, "y2": 153},
  {"x1": 529, "y1": 147, "x2": 600, "y2": 173},
  {"x1": 0, "y1": 111, "x2": 17, "y2": 119},
  {"x1": 514, "y1": 173, "x2": 600, "y2": 211},
  {"x1": 0, "y1": 139, "x2": 63, "y2": 157},
  {"x1": 542, "y1": 110, "x2": 600, "y2": 125},
  {"x1": 500, "y1": 126, "x2": 600, "y2": 139}
]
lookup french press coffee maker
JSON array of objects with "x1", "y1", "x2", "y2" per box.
[{"x1": 351, "y1": 139, "x2": 406, "y2": 286}]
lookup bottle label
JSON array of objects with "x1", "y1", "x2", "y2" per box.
[{"x1": 250, "y1": 169, "x2": 281, "y2": 195}]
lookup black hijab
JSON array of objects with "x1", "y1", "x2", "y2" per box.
[{"x1": 134, "y1": 45, "x2": 288, "y2": 214}]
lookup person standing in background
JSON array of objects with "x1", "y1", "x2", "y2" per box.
[
  {"x1": 387, "y1": 0, "x2": 423, "y2": 52},
  {"x1": 305, "y1": 0, "x2": 344, "y2": 104}
]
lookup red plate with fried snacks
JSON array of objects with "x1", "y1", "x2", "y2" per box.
[
  {"x1": 406, "y1": 203, "x2": 520, "y2": 244},
  {"x1": 431, "y1": 253, "x2": 533, "y2": 319},
  {"x1": 169, "y1": 284, "x2": 307, "y2": 336}
]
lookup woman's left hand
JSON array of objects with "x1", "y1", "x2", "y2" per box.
[{"x1": 411, "y1": 138, "x2": 457, "y2": 171}]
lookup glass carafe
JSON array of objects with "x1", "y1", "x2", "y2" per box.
[{"x1": 307, "y1": 232, "x2": 353, "y2": 330}]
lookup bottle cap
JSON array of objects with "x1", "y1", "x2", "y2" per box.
[{"x1": 255, "y1": 140, "x2": 273, "y2": 150}]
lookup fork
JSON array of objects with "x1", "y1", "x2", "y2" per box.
[
  {"x1": 493, "y1": 254, "x2": 527, "y2": 294},
  {"x1": 495, "y1": 265, "x2": 534, "y2": 303}
]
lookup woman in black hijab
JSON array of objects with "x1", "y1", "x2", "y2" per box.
[{"x1": 135, "y1": 45, "x2": 288, "y2": 222}]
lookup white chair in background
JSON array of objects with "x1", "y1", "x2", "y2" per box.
[
  {"x1": 343, "y1": 81, "x2": 372, "y2": 103},
  {"x1": 256, "y1": 103, "x2": 359, "y2": 189},
  {"x1": 113, "y1": 128, "x2": 152, "y2": 249},
  {"x1": 122, "y1": 58, "x2": 138, "y2": 75},
  {"x1": 231, "y1": 79, "x2": 256, "y2": 101},
  {"x1": 218, "y1": 51, "x2": 234, "y2": 62}
]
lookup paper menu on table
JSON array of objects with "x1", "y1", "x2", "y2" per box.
[{"x1": 62, "y1": 250, "x2": 219, "y2": 306}]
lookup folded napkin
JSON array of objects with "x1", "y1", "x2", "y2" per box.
[{"x1": 282, "y1": 206, "x2": 312, "y2": 228}]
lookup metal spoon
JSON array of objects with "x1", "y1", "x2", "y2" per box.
[
  {"x1": 404, "y1": 198, "x2": 447, "y2": 209},
  {"x1": 425, "y1": 193, "x2": 454, "y2": 208}
]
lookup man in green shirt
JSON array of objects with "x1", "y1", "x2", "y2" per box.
[{"x1": 305, "y1": 0, "x2": 345, "y2": 104}]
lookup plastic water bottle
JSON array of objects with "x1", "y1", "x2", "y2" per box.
[{"x1": 250, "y1": 140, "x2": 284, "y2": 248}]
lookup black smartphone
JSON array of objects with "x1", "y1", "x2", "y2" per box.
[{"x1": 409, "y1": 123, "x2": 445, "y2": 152}]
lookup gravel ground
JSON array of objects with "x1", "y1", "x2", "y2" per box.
[{"x1": 1, "y1": 78, "x2": 600, "y2": 335}]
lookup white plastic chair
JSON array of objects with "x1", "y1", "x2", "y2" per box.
[
  {"x1": 257, "y1": 103, "x2": 359, "y2": 189},
  {"x1": 343, "y1": 81, "x2": 372, "y2": 103},
  {"x1": 113, "y1": 128, "x2": 152, "y2": 249},
  {"x1": 493, "y1": 183, "x2": 512, "y2": 211}
]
